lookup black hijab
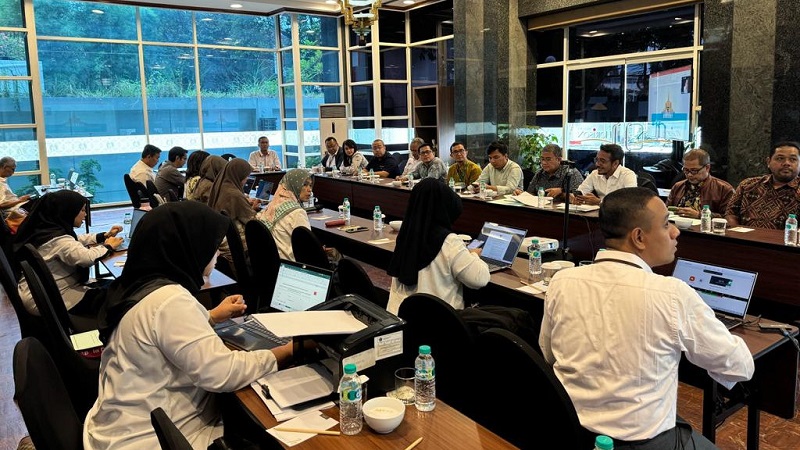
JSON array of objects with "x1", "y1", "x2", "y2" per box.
[
  {"x1": 387, "y1": 178, "x2": 463, "y2": 286},
  {"x1": 14, "y1": 190, "x2": 86, "y2": 252},
  {"x1": 97, "y1": 201, "x2": 230, "y2": 342}
]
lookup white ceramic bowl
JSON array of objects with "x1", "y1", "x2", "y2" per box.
[
  {"x1": 552, "y1": 260, "x2": 575, "y2": 269},
  {"x1": 389, "y1": 220, "x2": 402, "y2": 232},
  {"x1": 391, "y1": 180, "x2": 403, "y2": 187},
  {"x1": 363, "y1": 396, "x2": 405, "y2": 434},
  {"x1": 674, "y1": 217, "x2": 693, "y2": 230}
]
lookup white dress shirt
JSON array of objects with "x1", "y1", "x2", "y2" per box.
[
  {"x1": 84, "y1": 284, "x2": 279, "y2": 450},
  {"x1": 0, "y1": 177, "x2": 22, "y2": 216},
  {"x1": 248, "y1": 150, "x2": 281, "y2": 170},
  {"x1": 576, "y1": 164, "x2": 637, "y2": 199},
  {"x1": 476, "y1": 160, "x2": 523, "y2": 194},
  {"x1": 402, "y1": 155, "x2": 420, "y2": 177},
  {"x1": 539, "y1": 250, "x2": 754, "y2": 441},
  {"x1": 388, "y1": 234, "x2": 491, "y2": 314},
  {"x1": 129, "y1": 160, "x2": 155, "y2": 185}
]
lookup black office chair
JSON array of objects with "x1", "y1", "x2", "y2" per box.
[
  {"x1": 244, "y1": 220, "x2": 280, "y2": 314},
  {"x1": 333, "y1": 257, "x2": 383, "y2": 308},
  {"x1": 14, "y1": 337, "x2": 83, "y2": 450},
  {"x1": 19, "y1": 260, "x2": 100, "y2": 417},
  {"x1": 218, "y1": 215, "x2": 256, "y2": 306},
  {"x1": 637, "y1": 171, "x2": 659, "y2": 195},
  {"x1": 396, "y1": 293, "x2": 477, "y2": 418},
  {"x1": 221, "y1": 153, "x2": 237, "y2": 161},
  {"x1": 291, "y1": 226, "x2": 331, "y2": 270},
  {"x1": 146, "y1": 179, "x2": 165, "y2": 207},
  {"x1": 473, "y1": 328, "x2": 594, "y2": 449},
  {"x1": 522, "y1": 167, "x2": 535, "y2": 192},
  {"x1": 151, "y1": 407, "x2": 193, "y2": 450},
  {"x1": 0, "y1": 246, "x2": 46, "y2": 341},
  {"x1": 17, "y1": 243, "x2": 98, "y2": 333},
  {"x1": 123, "y1": 173, "x2": 148, "y2": 208}
]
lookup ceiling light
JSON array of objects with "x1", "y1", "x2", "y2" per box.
[
  {"x1": 675, "y1": 17, "x2": 682, "y2": 20},
  {"x1": 588, "y1": 30, "x2": 597, "y2": 34},
  {"x1": 403, "y1": 0, "x2": 415, "y2": 4},
  {"x1": 91, "y1": 9, "x2": 104, "y2": 14},
  {"x1": 339, "y1": 0, "x2": 382, "y2": 46},
  {"x1": 230, "y1": 3, "x2": 243, "y2": 8},
  {"x1": 201, "y1": 18, "x2": 213, "y2": 22},
  {"x1": 326, "y1": 0, "x2": 336, "y2": 3}
]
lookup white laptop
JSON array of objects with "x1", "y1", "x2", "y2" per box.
[
  {"x1": 469, "y1": 222, "x2": 528, "y2": 273},
  {"x1": 671, "y1": 258, "x2": 758, "y2": 330}
]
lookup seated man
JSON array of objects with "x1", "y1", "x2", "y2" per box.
[
  {"x1": 475, "y1": 141, "x2": 523, "y2": 194},
  {"x1": 154, "y1": 146, "x2": 188, "y2": 199},
  {"x1": 401, "y1": 137, "x2": 425, "y2": 177},
  {"x1": 129, "y1": 144, "x2": 161, "y2": 186},
  {"x1": 446, "y1": 142, "x2": 481, "y2": 186},
  {"x1": 397, "y1": 143, "x2": 447, "y2": 182},
  {"x1": 667, "y1": 148, "x2": 733, "y2": 219},
  {"x1": 514, "y1": 143, "x2": 583, "y2": 198},
  {"x1": 725, "y1": 141, "x2": 800, "y2": 229},
  {"x1": 365, "y1": 139, "x2": 400, "y2": 178},
  {"x1": 248, "y1": 136, "x2": 282, "y2": 171},
  {"x1": 321, "y1": 136, "x2": 344, "y2": 171},
  {"x1": 574, "y1": 143, "x2": 637, "y2": 205},
  {"x1": 541, "y1": 187, "x2": 754, "y2": 449},
  {"x1": 0, "y1": 157, "x2": 31, "y2": 219}
]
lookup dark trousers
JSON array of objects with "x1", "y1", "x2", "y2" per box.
[{"x1": 614, "y1": 419, "x2": 718, "y2": 450}]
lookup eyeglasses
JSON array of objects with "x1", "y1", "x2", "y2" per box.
[
  {"x1": 420, "y1": 150, "x2": 433, "y2": 155},
  {"x1": 682, "y1": 166, "x2": 706, "y2": 175},
  {"x1": 541, "y1": 157, "x2": 557, "y2": 162},
  {"x1": 451, "y1": 148, "x2": 466, "y2": 154},
  {"x1": 594, "y1": 157, "x2": 610, "y2": 164}
]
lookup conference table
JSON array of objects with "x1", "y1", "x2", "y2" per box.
[
  {"x1": 306, "y1": 208, "x2": 798, "y2": 450},
  {"x1": 310, "y1": 173, "x2": 800, "y2": 320},
  {"x1": 100, "y1": 251, "x2": 236, "y2": 292}
]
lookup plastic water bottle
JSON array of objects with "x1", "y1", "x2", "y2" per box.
[
  {"x1": 785, "y1": 214, "x2": 798, "y2": 246},
  {"x1": 307, "y1": 191, "x2": 315, "y2": 209},
  {"x1": 369, "y1": 168, "x2": 375, "y2": 183},
  {"x1": 479, "y1": 180, "x2": 487, "y2": 199},
  {"x1": 700, "y1": 205, "x2": 712, "y2": 233},
  {"x1": 528, "y1": 239, "x2": 542, "y2": 277},
  {"x1": 407, "y1": 173, "x2": 414, "y2": 188},
  {"x1": 537, "y1": 186, "x2": 545, "y2": 207},
  {"x1": 50, "y1": 172, "x2": 56, "y2": 187},
  {"x1": 594, "y1": 435, "x2": 614, "y2": 450},
  {"x1": 343, "y1": 197, "x2": 351, "y2": 225},
  {"x1": 449, "y1": 177, "x2": 455, "y2": 191},
  {"x1": 373, "y1": 206, "x2": 383, "y2": 231},
  {"x1": 339, "y1": 363, "x2": 363, "y2": 435},
  {"x1": 414, "y1": 345, "x2": 436, "y2": 411},
  {"x1": 122, "y1": 212, "x2": 132, "y2": 238}
]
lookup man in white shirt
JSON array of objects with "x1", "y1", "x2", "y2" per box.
[
  {"x1": 0, "y1": 156, "x2": 31, "y2": 218},
  {"x1": 574, "y1": 144, "x2": 637, "y2": 205},
  {"x1": 128, "y1": 145, "x2": 161, "y2": 186},
  {"x1": 540, "y1": 187, "x2": 754, "y2": 449},
  {"x1": 401, "y1": 137, "x2": 425, "y2": 177},
  {"x1": 321, "y1": 136, "x2": 344, "y2": 171},
  {"x1": 476, "y1": 141, "x2": 523, "y2": 194},
  {"x1": 248, "y1": 136, "x2": 281, "y2": 171}
]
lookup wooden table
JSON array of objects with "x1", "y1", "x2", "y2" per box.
[
  {"x1": 235, "y1": 387, "x2": 517, "y2": 450},
  {"x1": 100, "y1": 252, "x2": 236, "y2": 292}
]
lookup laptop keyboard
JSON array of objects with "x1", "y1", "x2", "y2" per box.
[
  {"x1": 716, "y1": 314, "x2": 741, "y2": 329},
  {"x1": 240, "y1": 318, "x2": 290, "y2": 346},
  {"x1": 486, "y1": 261, "x2": 506, "y2": 271}
]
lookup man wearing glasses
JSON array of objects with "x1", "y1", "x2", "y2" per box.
[
  {"x1": 446, "y1": 142, "x2": 481, "y2": 186},
  {"x1": 666, "y1": 149, "x2": 733, "y2": 219},
  {"x1": 397, "y1": 143, "x2": 446, "y2": 182},
  {"x1": 514, "y1": 143, "x2": 584, "y2": 198},
  {"x1": 574, "y1": 144, "x2": 637, "y2": 205}
]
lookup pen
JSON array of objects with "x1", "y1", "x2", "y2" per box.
[
  {"x1": 273, "y1": 427, "x2": 341, "y2": 436},
  {"x1": 259, "y1": 383, "x2": 271, "y2": 399},
  {"x1": 404, "y1": 437, "x2": 423, "y2": 450}
]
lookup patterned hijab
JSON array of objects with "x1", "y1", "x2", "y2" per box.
[
  {"x1": 260, "y1": 168, "x2": 311, "y2": 229},
  {"x1": 207, "y1": 158, "x2": 256, "y2": 225}
]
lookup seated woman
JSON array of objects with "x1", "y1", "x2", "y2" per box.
[
  {"x1": 183, "y1": 150, "x2": 209, "y2": 199},
  {"x1": 339, "y1": 139, "x2": 368, "y2": 176},
  {"x1": 85, "y1": 201, "x2": 292, "y2": 450},
  {"x1": 187, "y1": 155, "x2": 226, "y2": 203},
  {"x1": 14, "y1": 190, "x2": 123, "y2": 317},
  {"x1": 387, "y1": 178, "x2": 490, "y2": 314},
  {"x1": 207, "y1": 158, "x2": 259, "y2": 269},
  {"x1": 256, "y1": 168, "x2": 313, "y2": 261}
]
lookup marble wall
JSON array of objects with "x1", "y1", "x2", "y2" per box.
[{"x1": 453, "y1": 0, "x2": 800, "y2": 185}]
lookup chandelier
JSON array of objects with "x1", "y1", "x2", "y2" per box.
[{"x1": 339, "y1": 0, "x2": 382, "y2": 46}]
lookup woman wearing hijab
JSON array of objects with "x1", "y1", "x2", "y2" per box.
[
  {"x1": 207, "y1": 158, "x2": 259, "y2": 267},
  {"x1": 256, "y1": 168, "x2": 313, "y2": 261},
  {"x1": 386, "y1": 178, "x2": 490, "y2": 314},
  {"x1": 187, "y1": 155, "x2": 226, "y2": 203},
  {"x1": 183, "y1": 150, "x2": 210, "y2": 199},
  {"x1": 339, "y1": 139, "x2": 368, "y2": 175},
  {"x1": 14, "y1": 190, "x2": 123, "y2": 316},
  {"x1": 84, "y1": 201, "x2": 292, "y2": 450}
]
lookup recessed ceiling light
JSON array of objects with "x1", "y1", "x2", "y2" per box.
[
  {"x1": 588, "y1": 30, "x2": 597, "y2": 34},
  {"x1": 403, "y1": 0, "x2": 415, "y2": 4},
  {"x1": 675, "y1": 17, "x2": 682, "y2": 20},
  {"x1": 325, "y1": 0, "x2": 336, "y2": 3},
  {"x1": 201, "y1": 18, "x2": 213, "y2": 22},
  {"x1": 230, "y1": 3, "x2": 243, "y2": 8},
  {"x1": 91, "y1": 9, "x2": 104, "y2": 14}
]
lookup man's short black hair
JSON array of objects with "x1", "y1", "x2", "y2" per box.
[
  {"x1": 450, "y1": 142, "x2": 465, "y2": 152},
  {"x1": 168, "y1": 146, "x2": 188, "y2": 162},
  {"x1": 486, "y1": 141, "x2": 508, "y2": 156},
  {"x1": 418, "y1": 143, "x2": 434, "y2": 155},
  {"x1": 142, "y1": 144, "x2": 162, "y2": 159},
  {"x1": 600, "y1": 187, "x2": 658, "y2": 240},
  {"x1": 599, "y1": 144, "x2": 624, "y2": 163},
  {"x1": 771, "y1": 141, "x2": 800, "y2": 157}
]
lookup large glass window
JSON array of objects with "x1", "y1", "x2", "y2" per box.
[
  {"x1": 0, "y1": 0, "x2": 24, "y2": 27},
  {"x1": 143, "y1": 45, "x2": 199, "y2": 136},
  {"x1": 196, "y1": 12, "x2": 276, "y2": 49},
  {"x1": 33, "y1": 0, "x2": 137, "y2": 39},
  {"x1": 141, "y1": 7, "x2": 193, "y2": 44},
  {"x1": 0, "y1": 32, "x2": 28, "y2": 71}
]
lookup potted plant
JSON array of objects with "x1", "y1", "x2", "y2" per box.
[{"x1": 500, "y1": 125, "x2": 559, "y2": 170}]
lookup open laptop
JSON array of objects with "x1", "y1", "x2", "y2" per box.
[
  {"x1": 116, "y1": 208, "x2": 147, "y2": 251},
  {"x1": 254, "y1": 180, "x2": 273, "y2": 203},
  {"x1": 68, "y1": 170, "x2": 80, "y2": 189},
  {"x1": 671, "y1": 258, "x2": 758, "y2": 330},
  {"x1": 216, "y1": 259, "x2": 334, "y2": 351},
  {"x1": 243, "y1": 176, "x2": 257, "y2": 194},
  {"x1": 469, "y1": 222, "x2": 528, "y2": 273}
]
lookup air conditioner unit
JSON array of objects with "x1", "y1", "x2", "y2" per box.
[{"x1": 319, "y1": 103, "x2": 349, "y2": 154}]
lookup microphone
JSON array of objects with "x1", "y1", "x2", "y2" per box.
[{"x1": 560, "y1": 160, "x2": 577, "y2": 167}]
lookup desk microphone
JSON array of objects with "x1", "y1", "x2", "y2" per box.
[{"x1": 560, "y1": 160, "x2": 577, "y2": 167}]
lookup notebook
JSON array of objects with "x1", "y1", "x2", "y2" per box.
[
  {"x1": 471, "y1": 222, "x2": 528, "y2": 273},
  {"x1": 116, "y1": 208, "x2": 147, "y2": 251},
  {"x1": 671, "y1": 258, "x2": 758, "y2": 330},
  {"x1": 216, "y1": 260, "x2": 334, "y2": 351}
]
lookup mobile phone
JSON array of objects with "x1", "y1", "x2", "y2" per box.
[
  {"x1": 345, "y1": 226, "x2": 369, "y2": 233},
  {"x1": 758, "y1": 323, "x2": 791, "y2": 331},
  {"x1": 467, "y1": 239, "x2": 485, "y2": 250}
]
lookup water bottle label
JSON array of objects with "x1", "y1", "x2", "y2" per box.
[
  {"x1": 533, "y1": 250, "x2": 540, "y2": 258},
  {"x1": 341, "y1": 386, "x2": 361, "y2": 402}
]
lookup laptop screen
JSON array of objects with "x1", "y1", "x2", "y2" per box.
[
  {"x1": 476, "y1": 222, "x2": 527, "y2": 264},
  {"x1": 269, "y1": 260, "x2": 333, "y2": 312},
  {"x1": 69, "y1": 171, "x2": 80, "y2": 187},
  {"x1": 127, "y1": 208, "x2": 147, "y2": 240},
  {"x1": 255, "y1": 180, "x2": 273, "y2": 201},
  {"x1": 671, "y1": 258, "x2": 758, "y2": 318}
]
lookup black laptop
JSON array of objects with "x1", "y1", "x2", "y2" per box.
[
  {"x1": 216, "y1": 260, "x2": 334, "y2": 351},
  {"x1": 254, "y1": 180, "x2": 273, "y2": 203}
]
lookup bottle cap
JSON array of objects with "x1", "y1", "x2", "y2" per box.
[
  {"x1": 595, "y1": 435, "x2": 613, "y2": 450},
  {"x1": 532, "y1": 238, "x2": 539, "y2": 243},
  {"x1": 344, "y1": 363, "x2": 357, "y2": 374},
  {"x1": 790, "y1": 214, "x2": 797, "y2": 218},
  {"x1": 419, "y1": 345, "x2": 431, "y2": 355}
]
